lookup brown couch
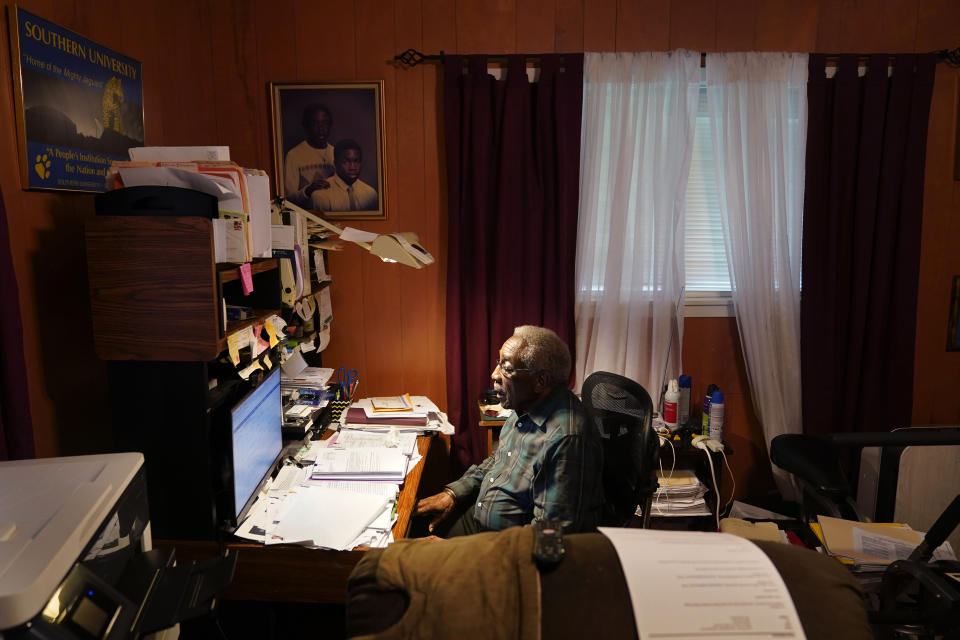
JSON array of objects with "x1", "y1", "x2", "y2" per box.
[{"x1": 345, "y1": 527, "x2": 873, "y2": 639}]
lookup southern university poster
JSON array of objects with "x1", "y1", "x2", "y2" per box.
[{"x1": 10, "y1": 7, "x2": 144, "y2": 192}]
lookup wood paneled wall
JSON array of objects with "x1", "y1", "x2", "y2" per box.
[{"x1": 2, "y1": 0, "x2": 958, "y2": 502}]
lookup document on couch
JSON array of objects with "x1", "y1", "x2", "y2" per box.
[{"x1": 599, "y1": 528, "x2": 806, "y2": 639}]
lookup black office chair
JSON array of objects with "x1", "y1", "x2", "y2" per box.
[
  {"x1": 769, "y1": 433, "x2": 868, "y2": 522},
  {"x1": 770, "y1": 429, "x2": 960, "y2": 638},
  {"x1": 581, "y1": 371, "x2": 660, "y2": 527},
  {"x1": 770, "y1": 428, "x2": 960, "y2": 524}
]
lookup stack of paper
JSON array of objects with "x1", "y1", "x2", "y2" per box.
[
  {"x1": 107, "y1": 160, "x2": 272, "y2": 263},
  {"x1": 645, "y1": 469, "x2": 711, "y2": 517},
  {"x1": 310, "y1": 448, "x2": 410, "y2": 481},
  {"x1": 814, "y1": 515, "x2": 957, "y2": 570},
  {"x1": 344, "y1": 396, "x2": 444, "y2": 433},
  {"x1": 234, "y1": 432, "x2": 417, "y2": 550},
  {"x1": 267, "y1": 486, "x2": 389, "y2": 550},
  {"x1": 280, "y1": 350, "x2": 333, "y2": 392},
  {"x1": 370, "y1": 395, "x2": 414, "y2": 412}
]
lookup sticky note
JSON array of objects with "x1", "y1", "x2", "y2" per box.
[
  {"x1": 264, "y1": 321, "x2": 279, "y2": 347},
  {"x1": 227, "y1": 333, "x2": 241, "y2": 366},
  {"x1": 239, "y1": 263, "x2": 254, "y2": 295},
  {"x1": 253, "y1": 324, "x2": 268, "y2": 355}
]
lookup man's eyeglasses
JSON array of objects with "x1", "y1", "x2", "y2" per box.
[{"x1": 494, "y1": 359, "x2": 537, "y2": 378}]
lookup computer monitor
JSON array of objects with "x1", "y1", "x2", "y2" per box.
[{"x1": 229, "y1": 366, "x2": 283, "y2": 525}]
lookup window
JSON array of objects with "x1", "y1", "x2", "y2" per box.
[{"x1": 685, "y1": 76, "x2": 733, "y2": 316}]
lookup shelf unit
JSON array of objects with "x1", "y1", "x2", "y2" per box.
[
  {"x1": 85, "y1": 214, "x2": 284, "y2": 539},
  {"x1": 86, "y1": 215, "x2": 280, "y2": 361}
]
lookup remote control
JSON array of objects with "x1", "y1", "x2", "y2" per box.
[{"x1": 532, "y1": 519, "x2": 565, "y2": 567}]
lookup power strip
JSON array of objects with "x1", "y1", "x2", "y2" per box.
[{"x1": 691, "y1": 435, "x2": 724, "y2": 453}]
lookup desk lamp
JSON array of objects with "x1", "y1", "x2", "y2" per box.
[{"x1": 277, "y1": 199, "x2": 435, "y2": 269}]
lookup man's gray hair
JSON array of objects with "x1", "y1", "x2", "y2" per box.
[{"x1": 512, "y1": 325, "x2": 571, "y2": 386}]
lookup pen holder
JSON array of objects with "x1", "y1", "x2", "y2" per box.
[{"x1": 328, "y1": 400, "x2": 350, "y2": 422}]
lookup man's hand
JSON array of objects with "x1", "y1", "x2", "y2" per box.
[
  {"x1": 414, "y1": 491, "x2": 456, "y2": 533},
  {"x1": 304, "y1": 178, "x2": 330, "y2": 197}
]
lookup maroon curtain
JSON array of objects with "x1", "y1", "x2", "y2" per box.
[
  {"x1": 0, "y1": 184, "x2": 35, "y2": 460},
  {"x1": 444, "y1": 54, "x2": 583, "y2": 470},
  {"x1": 800, "y1": 53, "x2": 936, "y2": 439}
]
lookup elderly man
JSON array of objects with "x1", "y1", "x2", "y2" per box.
[{"x1": 415, "y1": 326, "x2": 604, "y2": 536}]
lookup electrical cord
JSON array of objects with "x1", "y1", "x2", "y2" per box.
[
  {"x1": 654, "y1": 436, "x2": 677, "y2": 516},
  {"x1": 702, "y1": 446, "x2": 720, "y2": 530},
  {"x1": 720, "y1": 447, "x2": 735, "y2": 512}
]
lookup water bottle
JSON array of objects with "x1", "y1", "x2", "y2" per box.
[
  {"x1": 708, "y1": 390, "x2": 724, "y2": 441},
  {"x1": 677, "y1": 374, "x2": 691, "y2": 426},
  {"x1": 663, "y1": 379, "x2": 679, "y2": 430},
  {"x1": 701, "y1": 384, "x2": 718, "y2": 436}
]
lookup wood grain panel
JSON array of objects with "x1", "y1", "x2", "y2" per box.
[
  {"x1": 322, "y1": 249, "x2": 369, "y2": 383},
  {"x1": 85, "y1": 217, "x2": 221, "y2": 361},
  {"x1": 516, "y1": 0, "x2": 557, "y2": 53},
  {"x1": 878, "y1": 0, "x2": 920, "y2": 52},
  {"x1": 615, "y1": 0, "x2": 670, "y2": 52},
  {"x1": 457, "y1": 0, "x2": 516, "y2": 54},
  {"x1": 669, "y1": 0, "x2": 717, "y2": 52},
  {"x1": 149, "y1": 0, "x2": 217, "y2": 144},
  {"x1": 715, "y1": 0, "x2": 757, "y2": 51},
  {"x1": 755, "y1": 0, "x2": 820, "y2": 53},
  {"x1": 420, "y1": 0, "x2": 456, "y2": 407},
  {"x1": 207, "y1": 0, "x2": 262, "y2": 167},
  {"x1": 353, "y1": 0, "x2": 404, "y2": 397},
  {"x1": 682, "y1": 317, "x2": 775, "y2": 501},
  {"x1": 254, "y1": 1, "x2": 296, "y2": 189},
  {"x1": 814, "y1": 0, "x2": 917, "y2": 53},
  {"x1": 583, "y1": 0, "x2": 616, "y2": 51},
  {"x1": 555, "y1": 0, "x2": 585, "y2": 52},
  {"x1": 912, "y1": 67, "x2": 960, "y2": 424},
  {"x1": 815, "y1": 0, "x2": 863, "y2": 53},
  {"x1": 393, "y1": 1, "x2": 438, "y2": 397},
  {"x1": 916, "y1": 0, "x2": 960, "y2": 51},
  {"x1": 295, "y1": 0, "x2": 356, "y2": 79}
]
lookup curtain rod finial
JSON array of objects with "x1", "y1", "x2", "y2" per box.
[
  {"x1": 937, "y1": 47, "x2": 960, "y2": 68},
  {"x1": 395, "y1": 48, "x2": 427, "y2": 67}
]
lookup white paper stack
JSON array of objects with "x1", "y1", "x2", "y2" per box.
[
  {"x1": 310, "y1": 448, "x2": 410, "y2": 481},
  {"x1": 267, "y1": 486, "x2": 388, "y2": 550},
  {"x1": 645, "y1": 469, "x2": 711, "y2": 517}
]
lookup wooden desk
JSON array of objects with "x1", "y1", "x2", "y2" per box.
[
  {"x1": 158, "y1": 434, "x2": 432, "y2": 603},
  {"x1": 480, "y1": 418, "x2": 505, "y2": 458}
]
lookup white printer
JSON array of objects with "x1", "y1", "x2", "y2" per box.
[{"x1": 0, "y1": 453, "x2": 235, "y2": 639}]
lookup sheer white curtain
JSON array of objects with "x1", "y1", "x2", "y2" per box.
[
  {"x1": 706, "y1": 52, "x2": 807, "y2": 498},
  {"x1": 575, "y1": 51, "x2": 699, "y2": 400}
]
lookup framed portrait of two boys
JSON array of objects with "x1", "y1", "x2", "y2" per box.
[{"x1": 270, "y1": 81, "x2": 385, "y2": 221}]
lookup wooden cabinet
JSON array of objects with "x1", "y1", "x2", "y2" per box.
[{"x1": 85, "y1": 215, "x2": 279, "y2": 361}]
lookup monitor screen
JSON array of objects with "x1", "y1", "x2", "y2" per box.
[{"x1": 230, "y1": 367, "x2": 283, "y2": 522}]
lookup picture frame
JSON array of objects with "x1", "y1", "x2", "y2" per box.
[
  {"x1": 947, "y1": 276, "x2": 960, "y2": 352},
  {"x1": 270, "y1": 81, "x2": 386, "y2": 220},
  {"x1": 7, "y1": 6, "x2": 144, "y2": 193}
]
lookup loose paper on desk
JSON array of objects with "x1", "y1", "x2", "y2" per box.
[
  {"x1": 816, "y1": 516, "x2": 956, "y2": 566},
  {"x1": 268, "y1": 486, "x2": 388, "y2": 550},
  {"x1": 354, "y1": 397, "x2": 429, "y2": 419},
  {"x1": 599, "y1": 528, "x2": 806, "y2": 640},
  {"x1": 280, "y1": 352, "x2": 333, "y2": 389},
  {"x1": 331, "y1": 430, "x2": 417, "y2": 456},
  {"x1": 310, "y1": 448, "x2": 409, "y2": 481}
]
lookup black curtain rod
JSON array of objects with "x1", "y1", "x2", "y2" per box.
[{"x1": 394, "y1": 47, "x2": 960, "y2": 69}]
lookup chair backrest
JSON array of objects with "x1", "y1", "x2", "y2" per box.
[
  {"x1": 581, "y1": 371, "x2": 659, "y2": 527},
  {"x1": 769, "y1": 433, "x2": 865, "y2": 522}
]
